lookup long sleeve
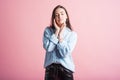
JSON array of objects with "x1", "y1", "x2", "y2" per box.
[
  {"x1": 43, "y1": 27, "x2": 59, "y2": 52},
  {"x1": 57, "y1": 31, "x2": 77, "y2": 58},
  {"x1": 43, "y1": 27, "x2": 77, "y2": 72}
]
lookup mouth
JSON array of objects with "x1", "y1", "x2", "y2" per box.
[{"x1": 58, "y1": 19, "x2": 64, "y2": 22}]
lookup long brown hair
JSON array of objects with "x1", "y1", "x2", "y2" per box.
[{"x1": 50, "y1": 5, "x2": 72, "y2": 30}]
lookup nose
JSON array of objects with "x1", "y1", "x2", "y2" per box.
[{"x1": 57, "y1": 14, "x2": 61, "y2": 19}]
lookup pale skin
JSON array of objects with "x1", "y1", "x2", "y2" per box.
[{"x1": 54, "y1": 8, "x2": 68, "y2": 42}]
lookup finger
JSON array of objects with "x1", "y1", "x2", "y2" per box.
[
  {"x1": 61, "y1": 22, "x2": 66, "y2": 28},
  {"x1": 53, "y1": 19, "x2": 56, "y2": 25},
  {"x1": 54, "y1": 20, "x2": 57, "y2": 27}
]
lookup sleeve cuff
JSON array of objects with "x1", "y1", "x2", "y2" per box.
[{"x1": 57, "y1": 40, "x2": 66, "y2": 48}]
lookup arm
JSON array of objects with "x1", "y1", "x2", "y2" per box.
[
  {"x1": 43, "y1": 19, "x2": 61, "y2": 52},
  {"x1": 57, "y1": 32, "x2": 77, "y2": 57},
  {"x1": 43, "y1": 27, "x2": 59, "y2": 52}
]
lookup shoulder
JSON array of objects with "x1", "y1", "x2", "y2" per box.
[
  {"x1": 66, "y1": 27, "x2": 77, "y2": 37},
  {"x1": 44, "y1": 26, "x2": 51, "y2": 31},
  {"x1": 44, "y1": 26, "x2": 54, "y2": 33},
  {"x1": 72, "y1": 31, "x2": 77, "y2": 36},
  {"x1": 71, "y1": 31, "x2": 77, "y2": 39}
]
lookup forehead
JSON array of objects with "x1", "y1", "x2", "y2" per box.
[{"x1": 55, "y1": 8, "x2": 66, "y2": 14}]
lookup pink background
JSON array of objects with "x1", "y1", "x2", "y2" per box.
[{"x1": 0, "y1": 0, "x2": 120, "y2": 80}]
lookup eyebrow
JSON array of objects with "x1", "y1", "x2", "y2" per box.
[{"x1": 55, "y1": 11, "x2": 65, "y2": 14}]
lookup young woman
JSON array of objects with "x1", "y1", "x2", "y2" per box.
[{"x1": 43, "y1": 5, "x2": 77, "y2": 80}]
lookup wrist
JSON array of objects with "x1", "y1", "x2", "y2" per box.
[
  {"x1": 58, "y1": 38, "x2": 63, "y2": 42},
  {"x1": 58, "y1": 35, "x2": 63, "y2": 42},
  {"x1": 55, "y1": 30, "x2": 59, "y2": 37}
]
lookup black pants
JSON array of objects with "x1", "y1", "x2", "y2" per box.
[{"x1": 45, "y1": 63, "x2": 74, "y2": 80}]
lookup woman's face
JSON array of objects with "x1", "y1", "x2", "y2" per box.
[{"x1": 55, "y1": 8, "x2": 68, "y2": 27}]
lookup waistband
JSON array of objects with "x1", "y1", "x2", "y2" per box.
[{"x1": 46, "y1": 63, "x2": 73, "y2": 73}]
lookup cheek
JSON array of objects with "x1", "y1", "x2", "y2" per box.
[
  {"x1": 64, "y1": 15, "x2": 67, "y2": 20},
  {"x1": 63, "y1": 17, "x2": 67, "y2": 21},
  {"x1": 55, "y1": 17, "x2": 59, "y2": 21}
]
